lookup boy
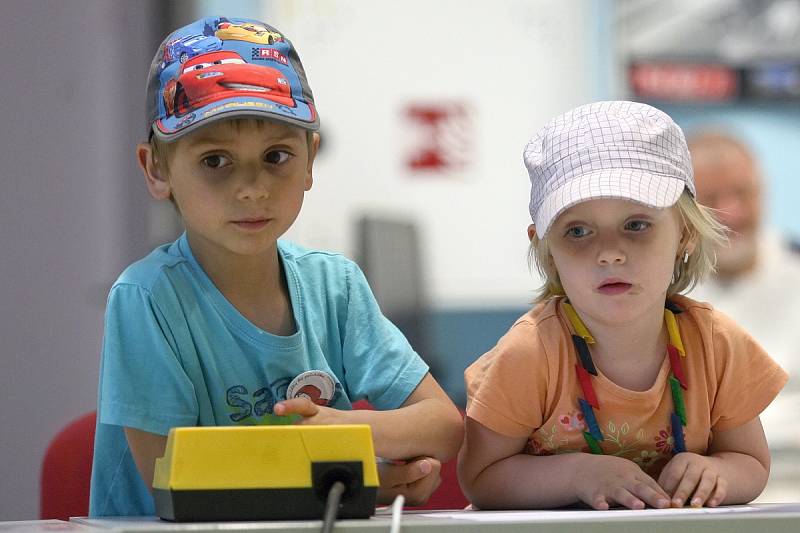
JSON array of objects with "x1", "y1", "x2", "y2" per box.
[{"x1": 89, "y1": 16, "x2": 463, "y2": 517}]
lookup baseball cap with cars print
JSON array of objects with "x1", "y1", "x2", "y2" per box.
[{"x1": 146, "y1": 16, "x2": 319, "y2": 141}]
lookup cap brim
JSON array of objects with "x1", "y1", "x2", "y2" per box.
[
  {"x1": 535, "y1": 169, "x2": 686, "y2": 236},
  {"x1": 153, "y1": 95, "x2": 319, "y2": 141}
]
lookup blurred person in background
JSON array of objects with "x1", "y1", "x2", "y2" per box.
[{"x1": 688, "y1": 131, "x2": 800, "y2": 453}]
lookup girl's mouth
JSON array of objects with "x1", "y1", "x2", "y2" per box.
[{"x1": 597, "y1": 281, "x2": 632, "y2": 295}]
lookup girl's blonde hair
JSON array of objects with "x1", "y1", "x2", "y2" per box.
[{"x1": 527, "y1": 190, "x2": 728, "y2": 303}]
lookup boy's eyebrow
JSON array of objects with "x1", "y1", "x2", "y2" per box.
[{"x1": 186, "y1": 130, "x2": 304, "y2": 148}]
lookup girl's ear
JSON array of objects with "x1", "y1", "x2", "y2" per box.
[
  {"x1": 137, "y1": 143, "x2": 171, "y2": 200},
  {"x1": 527, "y1": 224, "x2": 537, "y2": 242},
  {"x1": 681, "y1": 228, "x2": 698, "y2": 257}
]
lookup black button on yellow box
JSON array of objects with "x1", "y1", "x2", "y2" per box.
[{"x1": 152, "y1": 425, "x2": 379, "y2": 521}]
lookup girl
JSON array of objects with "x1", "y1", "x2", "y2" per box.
[{"x1": 458, "y1": 101, "x2": 787, "y2": 511}]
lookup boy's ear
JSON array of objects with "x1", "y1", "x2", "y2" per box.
[
  {"x1": 527, "y1": 224, "x2": 537, "y2": 242},
  {"x1": 304, "y1": 132, "x2": 321, "y2": 191},
  {"x1": 137, "y1": 143, "x2": 172, "y2": 200}
]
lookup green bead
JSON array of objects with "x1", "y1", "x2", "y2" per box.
[{"x1": 670, "y1": 375, "x2": 687, "y2": 426}]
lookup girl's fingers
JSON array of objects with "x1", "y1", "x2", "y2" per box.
[
  {"x1": 658, "y1": 457, "x2": 688, "y2": 496},
  {"x1": 631, "y1": 479, "x2": 671, "y2": 509},
  {"x1": 590, "y1": 493, "x2": 611, "y2": 511},
  {"x1": 705, "y1": 477, "x2": 728, "y2": 507},
  {"x1": 611, "y1": 486, "x2": 645, "y2": 510},
  {"x1": 688, "y1": 469, "x2": 718, "y2": 507},
  {"x1": 670, "y1": 464, "x2": 702, "y2": 507}
]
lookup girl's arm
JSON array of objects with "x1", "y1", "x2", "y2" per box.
[
  {"x1": 124, "y1": 427, "x2": 167, "y2": 491},
  {"x1": 275, "y1": 373, "x2": 464, "y2": 462},
  {"x1": 458, "y1": 416, "x2": 671, "y2": 510},
  {"x1": 658, "y1": 416, "x2": 770, "y2": 507}
]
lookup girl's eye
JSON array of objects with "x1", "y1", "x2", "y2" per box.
[
  {"x1": 264, "y1": 150, "x2": 291, "y2": 165},
  {"x1": 626, "y1": 220, "x2": 651, "y2": 231},
  {"x1": 565, "y1": 226, "x2": 589, "y2": 238},
  {"x1": 201, "y1": 154, "x2": 231, "y2": 168}
]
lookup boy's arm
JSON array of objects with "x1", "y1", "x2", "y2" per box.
[
  {"x1": 275, "y1": 373, "x2": 463, "y2": 462},
  {"x1": 658, "y1": 416, "x2": 770, "y2": 507},
  {"x1": 458, "y1": 416, "x2": 670, "y2": 510},
  {"x1": 124, "y1": 427, "x2": 168, "y2": 492}
]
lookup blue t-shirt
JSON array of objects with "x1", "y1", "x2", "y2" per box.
[{"x1": 89, "y1": 234, "x2": 428, "y2": 517}]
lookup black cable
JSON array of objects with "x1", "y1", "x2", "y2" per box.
[{"x1": 320, "y1": 480, "x2": 346, "y2": 533}]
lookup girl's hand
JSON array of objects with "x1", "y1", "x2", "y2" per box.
[
  {"x1": 273, "y1": 397, "x2": 350, "y2": 425},
  {"x1": 573, "y1": 454, "x2": 672, "y2": 510},
  {"x1": 377, "y1": 457, "x2": 442, "y2": 506},
  {"x1": 658, "y1": 452, "x2": 727, "y2": 508}
]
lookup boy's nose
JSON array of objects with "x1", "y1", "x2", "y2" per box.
[{"x1": 237, "y1": 172, "x2": 271, "y2": 201}]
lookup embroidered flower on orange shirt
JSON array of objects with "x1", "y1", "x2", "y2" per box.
[
  {"x1": 558, "y1": 411, "x2": 586, "y2": 432},
  {"x1": 655, "y1": 428, "x2": 675, "y2": 454},
  {"x1": 633, "y1": 449, "x2": 660, "y2": 470}
]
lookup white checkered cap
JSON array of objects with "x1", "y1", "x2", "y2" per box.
[{"x1": 524, "y1": 101, "x2": 695, "y2": 237}]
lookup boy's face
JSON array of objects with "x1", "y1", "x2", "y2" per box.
[
  {"x1": 140, "y1": 119, "x2": 318, "y2": 263},
  {"x1": 545, "y1": 198, "x2": 686, "y2": 326}
]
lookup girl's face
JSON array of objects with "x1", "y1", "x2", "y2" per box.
[{"x1": 547, "y1": 198, "x2": 685, "y2": 326}]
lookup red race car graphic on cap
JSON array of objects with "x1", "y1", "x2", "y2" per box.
[{"x1": 164, "y1": 50, "x2": 295, "y2": 117}]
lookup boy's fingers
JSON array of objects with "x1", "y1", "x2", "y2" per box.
[
  {"x1": 404, "y1": 465, "x2": 442, "y2": 506},
  {"x1": 378, "y1": 458, "x2": 438, "y2": 488},
  {"x1": 273, "y1": 397, "x2": 318, "y2": 417}
]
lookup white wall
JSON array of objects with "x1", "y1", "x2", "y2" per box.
[{"x1": 266, "y1": 0, "x2": 596, "y2": 308}]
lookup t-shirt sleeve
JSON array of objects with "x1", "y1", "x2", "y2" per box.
[
  {"x1": 98, "y1": 283, "x2": 198, "y2": 435},
  {"x1": 709, "y1": 310, "x2": 789, "y2": 432},
  {"x1": 339, "y1": 261, "x2": 428, "y2": 410},
  {"x1": 465, "y1": 321, "x2": 550, "y2": 439}
]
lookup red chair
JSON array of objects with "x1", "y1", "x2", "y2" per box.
[
  {"x1": 352, "y1": 400, "x2": 468, "y2": 510},
  {"x1": 40, "y1": 411, "x2": 96, "y2": 519}
]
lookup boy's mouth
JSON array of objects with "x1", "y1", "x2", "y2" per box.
[{"x1": 232, "y1": 218, "x2": 270, "y2": 230}]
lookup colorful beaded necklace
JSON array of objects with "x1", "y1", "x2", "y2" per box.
[{"x1": 563, "y1": 300, "x2": 688, "y2": 455}]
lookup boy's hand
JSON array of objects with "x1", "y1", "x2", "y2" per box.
[
  {"x1": 658, "y1": 452, "x2": 727, "y2": 508},
  {"x1": 273, "y1": 397, "x2": 349, "y2": 425},
  {"x1": 377, "y1": 457, "x2": 442, "y2": 506},
  {"x1": 275, "y1": 398, "x2": 443, "y2": 505},
  {"x1": 572, "y1": 454, "x2": 671, "y2": 510}
]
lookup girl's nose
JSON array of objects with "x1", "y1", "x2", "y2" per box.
[{"x1": 596, "y1": 239, "x2": 626, "y2": 265}]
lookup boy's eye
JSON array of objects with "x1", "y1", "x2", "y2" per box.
[
  {"x1": 264, "y1": 150, "x2": 291, "y2": 165},
  {"x1": 201, "y1": 154, "x2": 231, "y2": 168}
]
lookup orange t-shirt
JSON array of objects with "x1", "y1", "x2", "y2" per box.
[{"x1": 465, "y1": 295, "x2": 788, "y2": 477}]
